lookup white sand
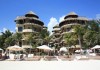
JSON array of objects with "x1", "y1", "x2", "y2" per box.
[{"x1": 0, "y1": 60, "x2": 100, "y2": 70}]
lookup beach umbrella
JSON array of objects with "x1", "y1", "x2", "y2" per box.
[
  {"x1": 75, "y1": 49, "x2": 83, "y2": 53},
  {"x1": 37, "y1": 45, "x2": 53, "y2": 51},
  {"x1": 75, "y1": 50, "x2": 80, "y2": 53},
  {"x1": 0, "y1": 48, "x2": 3, "y2": 50},
  {"x1": 91, "y1": 45, "x2": 100, "y2": 49},
  {"x1": 91, "y1": 45, "x2": 100, "y2": 53},
  {"x1": 59, "y1": 47, "x2": 67, "y2": 52},
  {"x1": 37, "y1": 45, "x2": 53, "y2": 56},
  {"x1": 7, "y1": 45, "x2": 24, "y2": 51},
  {"x1": 7, "y1": 45, "x2": 24, "y2": 60},
  {"x1": 0, "y1": 48, "x2": 3, "y2": 53}
]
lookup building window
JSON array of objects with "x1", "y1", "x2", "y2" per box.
[
  {"x1": 18, "y1": 20, "x2": 23, "y2": 24},
  {"x1": 28, "y1": 27, "x2": 31, "y2": 29},
  {"x1": 18, "y1": 27, "x2": 23, "y2": 32},
  {"x1": 66, "y1": 28, "x2": 70, "y2": 32}
]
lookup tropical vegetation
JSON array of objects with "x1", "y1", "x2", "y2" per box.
[
  {"x1": 0, "y1": 19, "x2": 100, "y2": 51},
  {"x1": 63, "y1": 19, "x2": 100, "y2": 49}
]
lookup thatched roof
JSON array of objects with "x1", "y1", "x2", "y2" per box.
[
  {"x1": 64, "y1": 12, "x2": 78, "y2": 19},
  {"x1": 15, "y1": 16, "x2": 44, "y2": 26},
  {"x1": 59, "y1": 16, "x2": 88, "y2": 27},
  {"x1": 63, "y1": 17, "x2": 88, "y2": 21},
  {"x1": 67, "y1": 12, "x2": 78, "y2": 16},
  {"x1": 53, "y1": 24, "x2": 59, "y2": 28},
  {"x1": 25, "y1": 11, "x2": 39, "y2": 18},
  {"x1": 26, "y1": 11, "x2": 36, "y2": 15}
]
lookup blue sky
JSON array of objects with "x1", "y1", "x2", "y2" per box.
[{"x1": 0, "y1": 0, "x2": 100, "y2": 34}]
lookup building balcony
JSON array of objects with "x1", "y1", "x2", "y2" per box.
[
  {"x1": 22, "y1": 29, "x2": 34, "y2": 32},
  {"x1": 61, "y1": 29, "x2": 75, "y2": 35},
  {"x1": 23, "y1": 23, "x2": 42, "y2": 28},
  {"x1": 61, "y1": 23, "x2": 80, "y2": 29},
  {"x1": 52, "y1": 28, "x2": 60, "y2": 32}
]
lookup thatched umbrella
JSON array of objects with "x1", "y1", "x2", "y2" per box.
[
  {"x1": 7, "y1": 45, "x2": 24, "y2": 51},
  {"x1": 37, "y1": 45, "x2": 53, "y2": 56},
  {"x1": 7, "y1": 45, "x2": 24, "y2": 59}
]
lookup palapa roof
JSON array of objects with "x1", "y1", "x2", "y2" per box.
[
  {"x1": 25, "y1": 11, "x2": 39, "y2": 18},
  {"x1": 59, "y1": 12, "x2": 88, "y2": 27},
  {"x1": 64, "y1": 12, "x2": 78, "y2": 19},
  {"x1": 26, "y1": 11, "x2": 36, "y2": 15},
  {"x1": 78, "y1": 17, "x2": 88, "y2": 20},
  {"x1": 67, "y1": 12, "x2": 78, "y2": 16},
  {"x1": 53, "y1": 24, "x2": 59, "y2": 28},
  {"x1": 15, "y1": 11, "x2": 44, "y2": 26},
  {"x1": 60, "y1": 17, "x2": 88, "y2": 24}
]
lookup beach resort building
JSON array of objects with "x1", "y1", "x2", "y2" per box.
[
  {"x1": 59, "y1": 12, "x2": 88, "y2": 47},
  {"x1": 15, "y1": 11, "x2": 45, "y2": 48},
  {"x1": 52, "y1": 24, "x2": 61, "y2": 48},
  {"x1": 51, "y1": 12, "x2": 88, "y2": 50}
]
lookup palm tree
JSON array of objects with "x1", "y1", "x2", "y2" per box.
[
  {"x1": 83, "y1": 30, "x2": 96, "y2": 48},
  {"x1": 0, "y1": 35, "x2": 4, "y2": 49},
  {"x1": 1, "y1": 30, "x2": 13, "y2": 39},
  {"x1": 73, "y1": 25, "x2": 85, "y2": 49},
  {"x1": 13, "y1": 33, "x2": 22, "y2": 46},
  {"x1": 63, "y1": 33, "x2": 77, "y2": 57},
  {"x1": 27, "y1": 33, "x2": 37, "y2": 48},
  {"x1": 4, "y1": 36, "x2": 14, "y2": 47},
  {"x1": 39, "y1": 29, "x2": 50, "y2": 45},
  {"x1": 1, "y1": 30, "x2": 13, "y2": 49},
  {"x1": 83, "y1": 20, "x2": 100, "y2": 48}
]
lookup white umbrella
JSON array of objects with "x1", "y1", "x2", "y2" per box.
[
  {"x1": 59, "y1": 47, "x2": 67, "y2": 52},
  {"x1": 91, "y1": 45, "x2": 100, "y2": 53},
  {"x1": 75, "y1": 50, "x2": 81, "y2": 53},
  {"x1": 0, "y1": 48, "x2": 3, "y2": 54},
  {"x1": 75, "y1": 49, "x2": 83, "y2": 53},
  {"x1": 37, "y1": 45, "x2": 53, "y2": 51},
  {"x1": 0, "y1": 48, "x2": 3, "y2": 50},
  {"x1": 91, "y1": 45, "x2": 100, "y2": 49}
]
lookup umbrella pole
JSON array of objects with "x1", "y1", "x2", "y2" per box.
[{"x1": 94, "y1": 49, "x2": 95, "y2": 53}]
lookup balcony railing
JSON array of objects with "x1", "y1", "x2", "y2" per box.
[{"x1": 23, "y1": 29, "x2": 33, "y2": 32}]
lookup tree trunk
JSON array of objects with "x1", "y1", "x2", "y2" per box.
[
  {"x1": 78, "y1": 35, "x2": 82, "y2": 48},
  {"x1": 78, "y1": 35, "x2": 82, "y2": 55},
  {"x1": 67, "y1": 45, "x2": 70, "y2": 58}
]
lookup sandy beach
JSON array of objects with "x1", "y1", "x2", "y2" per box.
[{"x1": 0, "y1": 60, "x2": 100, "y2": 70}]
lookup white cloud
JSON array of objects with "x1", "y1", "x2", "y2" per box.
[
  {"x1": 47, "y1": 17, "x2": 59, "y2": 35},
  {"x1": 15, "y1": 27, "x2": 17, "y2": 30},
  {"x1": 0, "y1": 30, "x2": 2, "y2": 35},
  {"x1": 1, "y1": 28, "x2": 14, "y2": 33},
  {"x1": 47, "y1": 15, "x2": 65, "y2": 35},
  {"x1": 96, "y1": 14, "x2": 100, "y2": 19},
  {"x1": 59, "y1": 15, "x2": 65, "y2": 22},
  {"x1": 3, "y1": 28, "x2": 7, "y2": 32},
  {"x1": 10, "y1": 31, "x2": 14, "y2": 33},
  {"x1": 88, "y1": 18, "x2": 93, "y2": 20}
]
